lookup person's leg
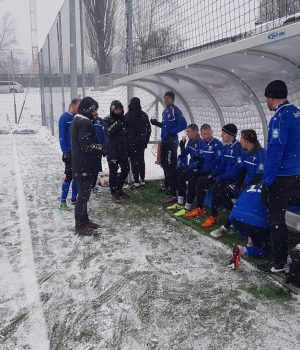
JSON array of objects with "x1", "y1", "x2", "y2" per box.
[
  {"x1": 75, "y1": 176, "x2": 93, "y2": 228},
  {"x1": 117, "y1": 158, "x2": 130, "y2": 191},
  {"x1": 210, "y1": 180, "x2": 230, "y2": 217},
  {"x1": 196, "y1": 174, "x2": 214, "y2": 209},
  {"x1": 71, "y1": 180, "x2": 78, "y2": 202},
  {"x1": 186, "y1": 169, "x2": 200, "y2": 209},
  {"x1": 108, "y1": 160, "x2": 119, "y2": 195},
  {"x1": 177, "y1": 167, "x2": 188, "y2": 205},
  {"x1": 202, "y1": 180, "x2": 230, "y2": 228},
  {"x1": 232, "y1": 219, "x2": 270, "y2": 258},
  {"x1": 267, "y1": 176, "x2": 298, "y2": 266},
  {"x1": 129, "y1": 145, "x2": 140, "y2": 184},
  {"x1": 160, "y1": 143, "x2": 169, "y2": 189},
  {"x1": 138, "y1": 147, "x2": 146, "y2": 182},
  {"x1": 61, "y1": 160, "x2": 72, "y2": 204},
  {"x1": 162, "y1": 142, "x2": 178, "y2": 198}
]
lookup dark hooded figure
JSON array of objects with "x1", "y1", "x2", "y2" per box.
[
  {"x1": 71, "y1": 96, "x2": 103, "y2": 236},
  {"x1": 104, "y1": 100, "x2": 130, "y2": 203},
  {"x1": 125, "y1": 97, "x2": 151, "y2": 188}
]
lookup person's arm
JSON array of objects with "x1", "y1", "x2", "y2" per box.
[
  {"x1": 247, "y1": 149, "x2": 266, "y2": 186},
  {"x1": 105, "y1": 116, "x2": 125, "y2": 136},
  {"x1": 263, "y1": 114, "x2": 288, "y2": 186},
  {"x1": 218, "y1": 145, "x2": 243, "y2": 180},
  {"x1": 145, "y1": 114, "x2": 152, "y2": 145},
  {"x1": 79, "y1": 119, "x2": 102, "y2": 154},
  {"x1": 150, "y1": 118, "x2": 162, "y2": 128},
  {"x1": 58, "y1": 115, "x2": 68, "y2": 153}
]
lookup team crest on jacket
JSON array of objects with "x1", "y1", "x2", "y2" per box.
[
  {"x1": 294, "y1": 111, "x2": 300, "y2": 118},
  {"x1": 272, "y1": 128, "x2": 279, "y2": 138},
  {"x1": 208, "y1": 145, "x2": 212, "y2": 151}
]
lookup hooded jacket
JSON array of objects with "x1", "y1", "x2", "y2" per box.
[
  {"x1": 125, "y1": 97, "x2": 151, "y2": 149},
  {"x1": 104, "y1": 104, "x2": 128, "y2": 160},
  {"x1": 71, "y1": 114, "x2": 103, "y2": 179}
]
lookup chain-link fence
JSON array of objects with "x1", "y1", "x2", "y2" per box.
[
  {"x1": 0, "y1": 49, "x2": 41, "y2": 126},
  {"x1": 38, "y1": 0, "x2": 300, "y2": 137}
]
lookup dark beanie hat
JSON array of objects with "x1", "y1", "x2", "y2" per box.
[
  {"x1": 78, "y1": 97, "x2": 98, "y2": 117},
  {"x1": 264, "y1": 80, "x2": 288, "y2": 99},
  {"x1": 110, "y1": 100, "x2": 124, "y2": 112},
  {"x1": 128, "y1": 97, "x2": 141, "y2": 110},
  {"x1": 164, "y1": 91, "x2": 175, "y2": 101},
  {"x1": 222, "y1": 123, "x2": 238, "y2": 137}
]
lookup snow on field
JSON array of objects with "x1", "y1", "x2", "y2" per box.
[{"x1": 1, "y1": 93, "x2": 300, "y2": 349}]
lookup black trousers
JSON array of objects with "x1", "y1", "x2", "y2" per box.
[
  {"x1": 262, "y1": 175, "x2": 300, "y2": 266},
  {"x1": 108, "y1": 158, "x2": 130, "y2": 195},
  {"x1": 177, "y1": 168, "x2": 201, "y2": 204},
  {"x1": 232, "y1": 219, "x2": 270, "y2": 250},
  {"x1": 92, "y1": 155, "x2": 103, "y2": 188},
  {"x1": 129, "y1": 145, "x2": 146, "y2": 183},
  {"x1": 75, "y1": 175, "x2": 94, "y2": 228},
  {"x1": 161, "y1": 142, "x2": 178, "y2": 197},
  {"x1": 211, "y1": 180, "x2": 235, "y2": 217},
  {"x1": 196, "y1": 174, "x2": 215, "y2": 208},
  {"x1": 64, "y1": 156, "x2": 73, "y2": 183}
]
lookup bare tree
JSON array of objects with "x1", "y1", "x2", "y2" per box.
[
  {"x1": 258, "y1": 0, "x2": 300, "y2": 23},
  {"x1": 0, "y1": 12, "x2": 17, "y2": 73},
  {"x1": 132, "y1": 0, "x2": 183, "y2": 64},
  {"x1": 0, "y1": 12, "x2": 16, "y2": 52},
  {"x1": 83, "y1": 0, "x2": 115, "y2": 75}
]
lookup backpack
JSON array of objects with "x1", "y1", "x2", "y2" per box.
[{"x1": 286, "y1": 244, "x2": 300, "y2": 286}]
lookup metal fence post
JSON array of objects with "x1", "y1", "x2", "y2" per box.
[
  {"x1": 47, "y1": 34, "x2": 55, "y2": 136},
  {"x1": 125, "y1": 0, "x2": 134, "y2": 100},
  {"x1": 38, "y1": 50, "x2": 46, "y2": 126},
  {"x1": 69, "y1": 0, "x2": 78, "y2": 99},
  {"x1": 10, "y1": 51, "x2": 18, "y2": 124},
  {"x1": 58, "y1": 11, "x2": 65, "y2": 113},
  {"x1": 79, "y1": 0, "x2": 86, "y2": 97},
  {"x1": 125, "y1": 0, "x2": 134, "y2": 184}
]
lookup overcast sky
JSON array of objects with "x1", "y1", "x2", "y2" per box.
[{"x1": 0, "y1": 0, "x2": 65, "y2": 52}]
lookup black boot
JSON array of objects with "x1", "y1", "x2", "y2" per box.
[
  {"x1": 75, "y1": 224, "x2": 93, "y2": 236},
  {"x1": 112, "y1": 193, "x2": 122, "y2": 204},
  {"x1": 87, "y1": 220, "x2": 101, "y2": 230},
  {"x1": 117, "y1": 189, "x2": 131, "y2": 198}
]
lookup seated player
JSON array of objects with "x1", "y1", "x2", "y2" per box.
[
  {"x1": 228, "y1": 185, "x2": 270, "y2": 270},
  {"x1": 181, "y1": 123, "x2": 224, "y2": 218},
  {"x1": 210, "y1": 129, "x2": 266, "y2": 238},
  {"x1": 192, "y1": 124, "x2": 243, "y2": 228},
  {"x1": 167, "y1": 124, "x2": 203, "y2": 215}
]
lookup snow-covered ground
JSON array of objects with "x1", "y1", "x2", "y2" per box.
[{"x1": 1, "y1": 95, "x2": 300, "y2": 349}]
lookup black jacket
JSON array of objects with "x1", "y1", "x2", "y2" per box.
[
  {"x1": 125, "y1": 100, "x2": 151, "y2": 149},
  {"x1": 71, "y1": 114, "x2": 103, "y2": 179},
  {"x1": 104, "y1": 112, "x2": 128, "y2": 160}
]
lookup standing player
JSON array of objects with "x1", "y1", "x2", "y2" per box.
[
  {"x1": 257, "y1": 80, "x2": 300, "y2": 273},
  {"x1": 150, "y1": 91, "x2": 187, "y2": 203},
  {"x1": 58, "y1": 98, "x2": 81, "y2": 211}
]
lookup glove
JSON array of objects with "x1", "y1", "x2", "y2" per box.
[
  {"x1": 150, "y1": 119, "x2": 160, "y2": 127},
  {"x1": 228, "y1": 184, "x2": 241, "y2": 198},
  {"x1": 261, "y1": 185, "x2": 271, "y2": 207},
  {"x1": 62, "y1": 152, "x2": 71, "y2": 163},
  {"x1": 179, "y1": 139, "x2": 186, "y2": 148}
]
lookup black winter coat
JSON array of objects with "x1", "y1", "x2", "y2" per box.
[
  {"x1": 71, "y1": 114, "x2": 103, "y2": 179},
  {"x1": 125, "y1": 103, "x2": 151, "y2": 149},
  {"x1": 104, "y1": 113, "x2": 128, "y2": 160}
]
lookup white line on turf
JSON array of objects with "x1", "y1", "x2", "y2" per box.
[{"x1": 12, "y1": 135, "x2": 50, "y2": 350}]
